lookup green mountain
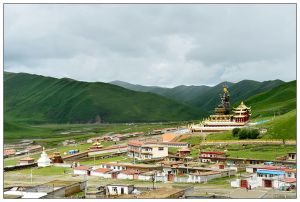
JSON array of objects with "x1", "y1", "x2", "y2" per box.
[
  {"x1": 260, "y1": 109, "x2": 296, "y2": 140},
  {"x1": 243, "y1": 80, "x2": 296, "y2": 118},
  {"x1": 4, "y1": 72, "x2": 205, "y2": 124},
  {"x1": 111, "y1": 79, "x2": 285, "y2": 113}
]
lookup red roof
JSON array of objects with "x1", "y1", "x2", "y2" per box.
[
  {"x1": 94, "y1": 168, "x2": 112, "y2": 173},
  {"x1": 121, "y1": 169, "x2": 140, "y2": 175},
  {"x1": 27, "y1": 145, "x2": 42, "y2": 150},
  {"x1": 201, "y1": 151, "x2": 225, "y2": 155},
  {"x1": 4, "y1": 149, "x2": 16, "y2": 155},
  {"x1": 128, "y1": 141, "x2": 144, "y2": 147},
  {"x1": 282, "y1": 178, "x2": 296, "y2": 183},
  {"x1": 74, "y1": 166, "x2": 90, "y2": 170}
]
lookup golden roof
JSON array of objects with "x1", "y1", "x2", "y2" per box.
[{"x1": 233, "y1": 101, "x2": 251, "y2": 110}]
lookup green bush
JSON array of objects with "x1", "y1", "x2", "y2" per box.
[
  {"x1": 236, "y1": 128, "x2": 260, "y2": 139},
  {"x1": 232, "y1": 128, "x2": 241, "y2": 137}
]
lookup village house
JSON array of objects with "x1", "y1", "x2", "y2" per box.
[
  {"x1": 19, "y1": 157, "x2": 35, "y2": 165},
  {"x1": 127, "y1": 141, "x2": 168, "y2": 160},
  {"x1": 177, "y1": 148, "x2": 191, "y2": 157},
  {"x1": 62, "y1": 139, "x2": 77, "y2": 146},
  {"x1": 287, "y1": 152, "x2": 296, "y2": 161},
  {"x1": 26, "y1": 145, "x2": 42, "y2": 153},
  {"x1": 231, "y1": 165, "x2": 297, "y2": 190},
  {"x1": 117, "y1": 170, "x2": 141, "y2": 180},
  {"x1": 105, "y1": 184, "x2": 134, "y2": 196},
  {"x1": 98, "y1": 162, "x2": 161, "y2": 173},
  {"x1": 4, "y1": 149, "x2": 16, "y2": 157},
  {"x1": 87, "y1": 137, "x2": 103, "y2": 144},
  {"x1": 73, "y1": 166, "x2": 92, "y2": 175},
  {"x1": 90, "y1": 168, "x2": 112, "y2": 178},
  {"x1": 188, "y1": 171, "x2": 222, "y2": 183},
  {"x1": 146, "y1": 141, "x2": 190, "y2": 148},
  {"x1": 199, "y1": 151, "x2": 226, "y2": 163}
]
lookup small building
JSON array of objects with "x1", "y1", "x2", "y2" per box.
[
  {"x1": 105, "y1": 184, "x2": 134, "y2": 196},
  {"x1": 177, "y1": 148, "x2": 191, "y2": 157},
  {"x1": 88, "y1": 142, "x2": 103, "y2": 151},
  {"x1": 73, "y1": 166, "x2": 91, "y2": 175},
  {"x1": 50, "y1": 152, "x2": 64, "y2": 163},
  {"x1": 4, "y1": 149, "x2": 16, "y2": 157},
  {"x1": 188, "y1": 171, "x2": 222, "y2": 183},
  {"x1": 62, "y1": 139, "x2": 76, "y2": 146},
  {"x1": 19, "y1": 157, "x2": 35, "y2": 165},
  {"x1": 199, "y1": 151, "x2": 226, "y2": 163},
  {"x1": 26, "y1": 145, "x2": 43, "y2": 153},
  {"x1": 4, "y1": 180, "x2": 87, "y2": 199},
  {"x1": 127, "y1": 141, "x2": 168, "y2": 160},
  {"x1": 117, "y1": 170, "x2": 141, "y2": 180},
  {"x1": 91, "y1": 168, "x2": 112, "y2": 178},
  {"x1": 287, "y1": 152, "x2": 296, "y2": 161}
]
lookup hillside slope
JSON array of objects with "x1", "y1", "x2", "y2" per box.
[
  {"x1": 4, "y1": 72, "x2": 205, "y2": 124},
  {"x1": 243, "y1": 80, "x2": 296, "y2": 118},
  {"x1": 111, "y1": 79, "x2": 284, "y2": 113}
]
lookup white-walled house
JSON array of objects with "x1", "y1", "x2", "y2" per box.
[
  {"x1": 90, "y1": 168, "x2": 112, "y2": 178},
  {"x1": 127, "y1": 141, "x2": 168, "y2": 160},
  {"x1": 188, "y1": 171, "x2": 222, "y2": 183},
  {"x1": 117, "y1": 170, "x2": 140, "y2": 180},
  {"x1": 106, "y1": 184, "x2": 134, "y2": 196},
  {"x1": 231, "y1": 166, "x2": 296, "y2": 189},
  {"x1": 73, "y1": 166, "x2": 91, "y2": 175},
  {"x1": 199, "y1": 151, "x2": 226, "y2": 163}
]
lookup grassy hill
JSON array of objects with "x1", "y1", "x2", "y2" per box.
[
  {"x1": 111, "y1": 79, "x2": 284, "y2": 113},
  {"x1": 4, "y1": 72, "x2": 205, "y2": 124},
  {"x1": 242, "y1": 80, "x2": 296, "y2": 118}
]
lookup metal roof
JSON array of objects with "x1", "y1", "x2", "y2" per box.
[{"x1": 257, "y1": 170, "x2": 285, "y2": 175}]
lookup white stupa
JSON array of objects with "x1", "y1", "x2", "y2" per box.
[{"x1": 37, "y1": 147, "x2": 51, "y2": 167}]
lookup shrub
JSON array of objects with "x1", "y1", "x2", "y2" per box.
[
  {"x1": 232, "y1": 128, "x2": 241, "y2": 137},
  {"x1": 237, "y1": 128, "x2": 260, "y2": 139}
]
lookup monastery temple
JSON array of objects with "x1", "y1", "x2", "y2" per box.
[{"x1": 189, "y1": 85, "x2": 251, "y2": 132}]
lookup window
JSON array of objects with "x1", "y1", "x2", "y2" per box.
[
  {"x1": 112, "y1": 187, "x2": 117, "y2": 193},
  {"x1": 158, "y1": 147, "x2": 164, "y2": 151}
]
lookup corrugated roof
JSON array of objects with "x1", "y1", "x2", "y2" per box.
[
  {"x1": 74, "y1": 166, "x2": 90, "y2": 171},
  {"x1": 94, "y1": 168, "x2": 112, "y2": 173},
  {"x1": 257, "y1": 170, "x2": 285, "y2": 175}
]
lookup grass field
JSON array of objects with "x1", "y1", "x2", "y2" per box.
[
  {"x1": 7, "y1": 166, "x2": 72, "y2": 176},
  {"x1": 79, "y1": 155, "x2": 131, "y2": 165}
]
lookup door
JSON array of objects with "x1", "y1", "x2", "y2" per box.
[
  {"x1": 112, "y1": 173, "x2": 118, "y2": 179},
  {"x1": 121, "y1": 187, "x2": 124, "y2": 194},
  {"x1": 240, "y1": 180, "x2": 248, "y2": 188},
  {"x1": 264, "y1": 179, "x2": 272, "y2": 188},
  {"x1": 168, "y1": 173, "x2": 175, "y2": 181}
]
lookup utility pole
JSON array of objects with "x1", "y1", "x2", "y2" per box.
[{"x1": 30, "y1": 168, "x2": 33, "y2": 184}]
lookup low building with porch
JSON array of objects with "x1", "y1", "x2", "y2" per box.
[
  {"x1": 199, "y1": 151, "x2": 226, "y2": 163},
  {"x1": 90, "y1": 168, "x2": 112, "y2": 178},
  {"x1": 105, "y1": 184, "x2": 134, "y2": 196},
  {"x1": 19, "y1": 157, "x2": 35, "y2": 165},
  {"x1": 73, "y1": 166, "x2": 91, "y2": 175}
]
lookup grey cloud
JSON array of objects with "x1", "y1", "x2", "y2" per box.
[{"x1": 4, "y1": 4, "x2": 296, "y2": 87}]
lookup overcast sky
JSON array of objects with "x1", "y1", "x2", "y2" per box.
[{"x1": 4, "y1": 4, "x2": 296, "y2": 87}]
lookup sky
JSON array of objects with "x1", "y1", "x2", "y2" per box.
[{"x1": 4, "y1": 4, "x2": 296, "y2": 87}]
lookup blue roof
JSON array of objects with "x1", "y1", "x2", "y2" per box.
[{"x1": 257, "y1": 170, "x2": 285, "y2": 175}]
